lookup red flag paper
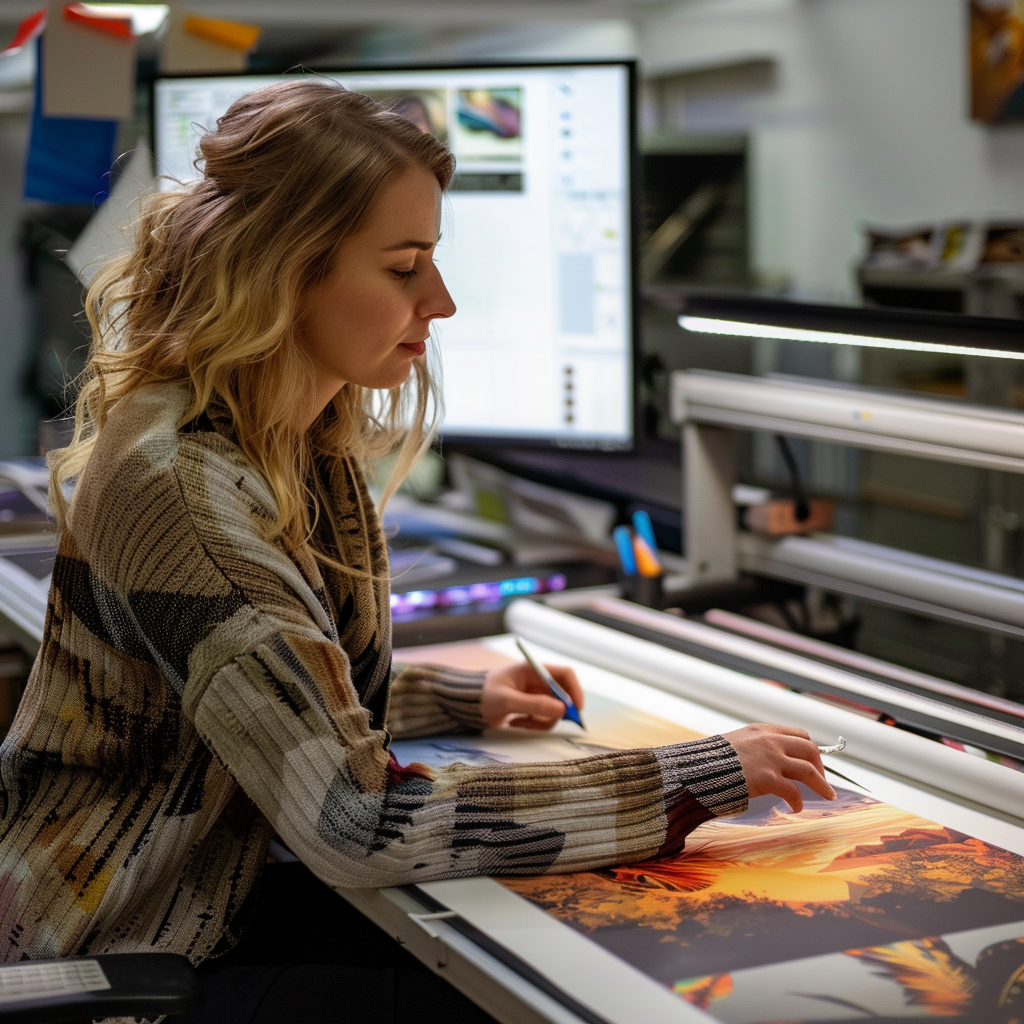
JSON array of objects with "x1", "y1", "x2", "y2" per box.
[
  {"x1": 2, "y1": 8, "x2": 46, "y2": 56},
  {"x1": 63, "y1": 4, "x2": 133, "y2": 40}
]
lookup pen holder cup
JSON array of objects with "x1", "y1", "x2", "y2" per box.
[{"x1": 619, "y1": 573, "x2": 663, "y2": 609}]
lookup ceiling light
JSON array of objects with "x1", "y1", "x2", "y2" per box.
[{"x1": 678, "y1": 314, "x2": 1024, "y2": 361}]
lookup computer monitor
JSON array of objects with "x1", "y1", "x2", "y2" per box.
[{"x1": 152, "y1": 61, "x2": 637, "y2": 449}]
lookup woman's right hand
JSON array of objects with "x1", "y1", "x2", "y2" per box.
[{"x1": 722, "y1": 723, "x2": 836, "y2": 813}]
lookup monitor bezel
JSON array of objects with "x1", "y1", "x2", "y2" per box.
[{"x1": 150, "y1": 58, "x2": 640, "y2": 453}]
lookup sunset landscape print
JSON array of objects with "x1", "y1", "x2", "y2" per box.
[
  {"x1": 394, "y1": 641, "x2": 1024, "y2": 1021},
  {"x1": 501, "y1": 787, "x2": 1024, "y2": 1021}
]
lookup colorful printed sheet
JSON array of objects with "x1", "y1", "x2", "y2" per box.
[
  {"x1": 394, "y1": 639, "x2": 1024, "y2": 1023},
  {"x1": 503, "y1": 789, "x2": 1024, "y2": 1023}
]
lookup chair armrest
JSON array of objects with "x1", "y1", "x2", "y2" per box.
[{"x1": 0, "y1": 952, "x2": 203, "y2": 1023}]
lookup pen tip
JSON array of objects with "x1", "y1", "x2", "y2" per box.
[{"x1": 564, "y1": 707, "x2": 585, "y2": 729}]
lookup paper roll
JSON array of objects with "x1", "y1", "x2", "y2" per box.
[
  {"x1": 586, "y1": 596, "x2": 1024, "y2": 746},
  {"x1": 505, "y1": 598, "x2": 1024, "y2": 822}
]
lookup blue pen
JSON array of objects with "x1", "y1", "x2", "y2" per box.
[
  {"x1": 515, "y1": 637, "x2": 585, "y2": 729},
  {"x1": 613, "y1": 524, "x2": 638, "y2": 575},
  {"x1": 632, "y1": 510, "x2": 658, "y2": 554}
]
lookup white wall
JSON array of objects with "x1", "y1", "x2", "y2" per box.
[
  {"x1": 639, "y1": 0, "x2": 1024, "y2": 301},
  {"x1": 348, "y1": 20, "x2": 638, "y2": 65}
]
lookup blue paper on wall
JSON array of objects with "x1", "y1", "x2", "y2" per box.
[{"x1": 24, "y1": 38, "x2": 118, "y2": 205}]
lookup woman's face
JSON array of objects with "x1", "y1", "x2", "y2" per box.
[{"x1": 298, "y1": 165, "x2": 455, "y2": 412}]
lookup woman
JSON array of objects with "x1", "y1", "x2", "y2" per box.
[{"x1": 0, "y1": 79, "x2": 833, "y2": 1021}]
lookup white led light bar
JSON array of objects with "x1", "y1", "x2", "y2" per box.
[{"x1": 678, "y1": 314, "x2": 1024, "y2": 361}]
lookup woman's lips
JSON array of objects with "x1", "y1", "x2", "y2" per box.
[{"x1": 400, "y1": 341, "x2": 426, "y2": 355}]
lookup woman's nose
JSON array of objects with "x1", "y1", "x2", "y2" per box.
[{"x1": 420, "y1": 264, "x2": 456, "y2": 321}]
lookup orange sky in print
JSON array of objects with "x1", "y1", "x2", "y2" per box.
[
  {"x1": 393, "y1": 637, "x2": 1024, "y2": 1020},
  {"x1": 501, "y1": 787, "x2": 1024, "y2": 1005}
]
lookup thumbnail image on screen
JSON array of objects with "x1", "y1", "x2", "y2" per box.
[{"x1": 153, "y1": 63, "x2": 634, "y2": 447}]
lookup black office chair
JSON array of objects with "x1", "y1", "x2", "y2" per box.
[{"x1": 0, "y1": 952, "x2": 203, "y2": 1022}]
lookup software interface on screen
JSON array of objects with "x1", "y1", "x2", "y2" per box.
[{"x1": 154, "y1": 64, "x2": 633, "y2": 446}]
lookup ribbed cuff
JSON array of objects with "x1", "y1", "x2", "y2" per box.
[
  {"x1": 652, "y1": 734, "x2": 747, "y2": 857},
  {"x1": 424, "y1": 666, "x2": 488, "y2": 731},
  {"x1": 390, "y1": 664, "x2": 488, "y2": 734},
  {"x1": 657, "y1": 734, "x2": 749, "y2": 818}
]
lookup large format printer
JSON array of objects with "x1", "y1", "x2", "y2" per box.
[
  {"x1": 2, "y1": 332, "x2": 1024, "y2": 1023},
  {"x1": 370, "y1": 321, "x2": 1024, "y2": 1023}
]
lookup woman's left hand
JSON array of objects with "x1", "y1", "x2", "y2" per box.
[{"x1": 480, "y1": 661, "x2": 584, "y2": 730}]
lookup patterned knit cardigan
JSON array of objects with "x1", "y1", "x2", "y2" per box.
[{"x1": 0, "y1": 383, "x2": 747, "y2": 965}]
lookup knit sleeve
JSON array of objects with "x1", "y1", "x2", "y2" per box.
[
  {"x1": 194, "y1": 638, "x2": 747, "y2": 887},
  {"x1": 387, "y1": 663, "x2": 488, "y2": 739},
  {"x1": 78, "y1": 435, "x2": 748, "y2": 890}
]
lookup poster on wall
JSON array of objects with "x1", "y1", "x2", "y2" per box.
[
  {"x1": 394, "y1": 638, "x2": 1024, "y2": 1024},
  {"x1": 970, "y1": 0, "x2": 1024, "y2": 122}
]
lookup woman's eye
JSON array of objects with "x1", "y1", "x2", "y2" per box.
[{"x1": 391, "y1": 269, "x2": 417, "y2": 280}]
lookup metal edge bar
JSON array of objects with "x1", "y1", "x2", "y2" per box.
[
  {"x1": 587, "y1": 597, "x2": 1024, "y2": 744},
  {"x1": 337, "y1": 886, "x2": 594, "y2": 1024},
  {"x1": 684, "y1": 406, "x2": 1024, "y2": 474},
  {"x1": 679, "y1": 369, "x2": 1024, "y2": 423},
  {"x1": 703, "y1": 608, "x2": 1024, "y2": 722},
  {"x1": 741, "y1": 533, "x2": 1024, "y2": 627},
  {"x1": 738, "y1": 550, "x2": 1024, "y2": 640}
]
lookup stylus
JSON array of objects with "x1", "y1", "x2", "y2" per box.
[{"x1": 515, "y1": 637, "x2": 585, "y2": 729}]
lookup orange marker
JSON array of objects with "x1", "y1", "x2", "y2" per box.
[{"x1": 632, "y1": 535, "x2": 662, "y2": 578}]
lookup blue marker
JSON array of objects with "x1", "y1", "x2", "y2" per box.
[
  {"x1": 613, "y1": 524, "x2": 638, "y2": 575},
  {"x1": 515, "y1": 637, "x2": 585, "y2": 729},
  {"x1": 632, "y1": 509, "x2": 658, "y2": 554}
]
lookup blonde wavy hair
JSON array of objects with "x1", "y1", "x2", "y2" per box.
[{"x1": 50, "y1": 78, "x2": 455, "y2": 561}]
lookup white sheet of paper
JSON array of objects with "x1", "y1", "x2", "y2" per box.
[
  {"x1": 42, "y1": 2, "x2": 136, "y2": 120},
  {"x1": 159, "y1": 7, "x2": 247, "y2": 74},
  {"x1": 65, "y1": 143, "x2": 155, "y2": 286}
]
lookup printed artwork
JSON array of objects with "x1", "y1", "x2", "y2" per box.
[
  {"x1": 392, "y1": 640, "x2": 1024, "y2": 1023},
  {"x1": 363, "y1": 89, "x2": 448, "y2": 142},
  {"x1": 502, "y1": 789, "x2": 1024, "y2": 1023},
  {"x1": 453, "y1": 88, "x2": 523, "y2": 161},
  {"x1": 971, "y1": 1, "x2": 1024, "y2": 123},
  {"x1": 674, "y1": 921, "x2": 1024, "y2": 1023}
]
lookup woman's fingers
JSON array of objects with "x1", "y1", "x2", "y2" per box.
[
  {"x1": 510, "y1": 713, "x2": 564, "y2": 731},
  {"x1": 775, "y1": 778, "x2": 804, "y2": 814},
  {"x1": 723, "y1": 722, "x2": 837, "y2": 811},
  {"x1": 545, "y1": 664, "x2": 584, "y2": 709},
  {"x1": 783, "y1": 737, "x2": 827, "y2": 777},
  {"x1": 501, "y1": 689, "x2": 566, "y2": 723},
  {"x1": 482, "y1": 663, "x2": 584, "y2": 730},
  {"x1": 516, "y1": 662, "x2": 584, "y2": 708},
  {"x1": 780, "y1": 737, "x2": 833, "y2": 802},
  {"x1": 784, "y1": 755, "x2": 836, "y2": 803}
]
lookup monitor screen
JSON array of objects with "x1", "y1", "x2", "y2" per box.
[{"x1": 153, "y1": 62, "x2": 635, "y2": 448}]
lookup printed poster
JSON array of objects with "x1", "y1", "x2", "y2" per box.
[{"x1": 393, "y1": 640, "x2": 1024, "y2": 1023}]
